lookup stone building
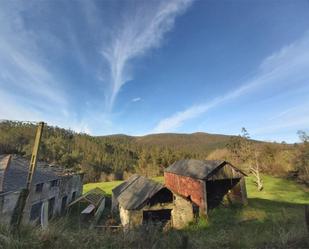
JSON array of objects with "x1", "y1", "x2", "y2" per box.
[
  {"x1": 112, "y1": 174, "x2": 194, "y2": 229},
  {"x1": 0, "y1": 154, "x2": 83, "y2": 224},
  {"x1": 164, "y1": 159, "x2": 247, "y2": 215}
]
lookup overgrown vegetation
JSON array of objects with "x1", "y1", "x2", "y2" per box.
[
  {"x1": 210, "y1": 128, "x2": 309, "y2": 186},
  {"x1": 1, "y1": 175, "x2": 308, "y2": 249},
  {"x1": 0, "y1": 121, "x2": 308, "y2": 185}
]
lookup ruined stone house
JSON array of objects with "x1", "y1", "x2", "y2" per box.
[
  {"x1": 164, "y1": 159, "x2": 247, "y2": 215},
  {"x1": 112, "y1": 174, "x2": 194, "y2": 229},
  {"x1": 0, "y1": 154, "x2": 83, "y2": 224}
]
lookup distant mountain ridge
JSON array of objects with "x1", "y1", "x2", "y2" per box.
[
  {"x1": 134, "y1": 132, "x2": 234, "y2": 152},
  {"x1": 101, "y1": 132, "x2": 257, "y2": 153}
]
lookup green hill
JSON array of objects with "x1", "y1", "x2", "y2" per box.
[
  {"x1": 134, "y1": 132, "x2": 235, "y2": 153},
  {"x1": 0, "y1": 121, "x2": 298, "y2": 183}
]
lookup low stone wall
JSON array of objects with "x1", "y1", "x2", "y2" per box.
[
  {"x1": 172, "y1": 194, "x2": 194, "y2": 229},
  {"x1": 119, "y1": 206, "x2": 143, "y2": 228},
  {"x1": 119, "y1": 194, "x2": 194, "y2": 230}
]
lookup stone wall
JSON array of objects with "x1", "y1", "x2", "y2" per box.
[
  {"x1": 119, "y1": 206, "x2": 143, "y2": 229},
  {"x1": 22, "y1": 173, "x2": 83, "y2": 223},
  {"x1": 0, "y1": 191, "x2": 20, "y2": 224},
  {"x1": 171, "y1": 194, "x2": 194, "y2": 229},
  {"x1": 119, "y1": 194, "x2": 194, "y2": 230}
]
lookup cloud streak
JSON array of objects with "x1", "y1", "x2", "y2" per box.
[
  {"x1": 252, "y1": 102, "x2": 309, "y2": 138},
  {"x1": 152, "y1": 31, "x2": 309, "y2": 133},
  {"x1": 101, "y1": 0, "x2": 193, "y2": 110},
  {"x1": 0, "y1": 2, "x2": 87, "y2": 133},
  {"x1": 132, "y1": 97, "x2": 142, "y2": 102},
  {"x1": 0, "y1": 2, "x2": 68, "y2": 116}
]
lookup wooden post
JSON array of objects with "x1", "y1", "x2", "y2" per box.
[
  {"x1": 201, "y1": 180, "x2": 208, "y2": 217},
  {"x1": 305, "y1": 205, "x2": 309, "y2": 234},
  {"x1": 10, "y1": 122, "x2": 44, "y2": 231},
  {"x1": 240, "y1": 177, "x2": 248, "y2": 205},
  {"x1": 25, "y1": 122, "x2": 45, "y2": 191}
]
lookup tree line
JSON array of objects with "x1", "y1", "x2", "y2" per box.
[
  {"x1": 0, "y1": 121, "x2": 204, "y2": 182},
  {"x1": 0, "y1": 121, "x2": 308, "y2": 185}
]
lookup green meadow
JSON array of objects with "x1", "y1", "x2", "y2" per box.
[
  {"x1": 83, "y1": 176, "x2": 164, "y2": 195},
  {"x1": 83, "y1": 174, "x2": 309, "y2": 204},
  {"x1": 1, "y1": 175, "x2": 308, "y2": 249},
  {"x1": 81, "y1": 175, "x2": 309, "y2": 248}
]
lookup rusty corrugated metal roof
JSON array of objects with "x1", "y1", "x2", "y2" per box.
[{"x1": 165, "y1": 159, "x2": 245, "y2": 180}]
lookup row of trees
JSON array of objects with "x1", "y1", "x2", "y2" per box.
[
  {"x1": 0, "y1": 121, "x2": 308, "y2": 185},
  {"x1": 0, "y1": 121, "x2": 205, "y2": 182}
]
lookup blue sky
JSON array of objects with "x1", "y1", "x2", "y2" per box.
[{"x1": 0, "y1": 0, "x2": 309, "y2": 142}]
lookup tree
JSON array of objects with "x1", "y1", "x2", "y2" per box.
[
  {"x1": 240, "y1": 128, "x2": 263, "y2": 191},
  {"x1": 226, "y1": 136, "x2": 243, "y2": 165},
  {"x1": 294, "y1": 131, "x2": 309, "y2": 184}
]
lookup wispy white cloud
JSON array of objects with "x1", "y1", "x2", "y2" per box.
[
  {"x1": 101, "y1": 0, "x2": 194, "y2": 110},
  {"x1": 0, "y1": 1, "x2": 195, "y2": 134},
  {"x1": 252, "y1": 103, "x2": 309, "y2": 138},
  {"x1": 0, "y1": 2, "x2": 97, "y2": 135},
  {"x1": 132, "y1": 97, "x2": 142, "y2": 102},
  {"x1": 0, "y1": 2, "x2": 67, "y2": 116},
  {"x1": 152, "y1": 31, "x2": 309, "y2": 133}
]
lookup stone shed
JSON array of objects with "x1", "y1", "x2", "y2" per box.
[
  {"x1": 0, "y1": 154, "x2": 83, "y2": 225},
  {"x1": 164, "y1": 159, "x2": 247, "y2": 215},
  {"x1": 112, "y1": 174, "x2": 194, "y2": 229}
]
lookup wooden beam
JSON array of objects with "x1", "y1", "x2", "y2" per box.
[{"x1": 11, "y1": 122, "x2": 44, "y2": 231}]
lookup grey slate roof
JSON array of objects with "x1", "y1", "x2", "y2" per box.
[
  {"x1": 0, "y1": 154, "x2": 60, "y2": 193},
  {"x1": 68, "y1": 187, "x2": 106, "y2": 207},
  {"x1": 165, "y1": 159, "x2": 242, "y2": 180},
  {"x1": 112, "y1": 174, "x2": 164, "y2": 210}
]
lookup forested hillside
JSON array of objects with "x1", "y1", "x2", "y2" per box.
[{"x1": 0, "y1": 121, "x2": 308, "y2": 184}]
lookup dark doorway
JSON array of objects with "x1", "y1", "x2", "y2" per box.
[
  {"x1": 30, "y1": 202, "x2": 42, "y2": 222},
  {"x1": 48, "y1": 197, "x2": 55, "y2": 219},
  {"x1": 143, "y1": 209, "x2": 172, "y2": 225},
  {"x1": 71, "y1": 191, "x2": 77, "y2": 201},
  {"x1": 148, "y1": 188, "x2": 173, "y2": 206},
  {"x1": 206, "y1": 179, "x2": 240, "y2": 209},
  {"x1": 193, "y1": 203, "x2": 199, "y2": 219},
  {"x1": 61, "y1": 196, "x2": 67, "y2": 214}
]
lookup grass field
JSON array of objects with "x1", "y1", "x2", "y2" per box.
[
  {"x1": 1, "y1": 175, "x2": 308, "y2": 249},
  {"x1": 84, "y1": 174, "x2": 309, "y2": 204},
  {"x1": 82, "y1": 174, "x2": 309, "y2": 248},
  {"x1": 83, "y1": 176, "x2": 164, "y2": 194}
]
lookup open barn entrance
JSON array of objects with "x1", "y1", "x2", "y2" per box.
[
  {"x1": 143, "y1": 209, "x2": 172, "y2": 225},
  {"x1": 148, "y1": 188, "x2": 173, "y2": 206},
  {"x1": 206, "y1": 179, "x2": 240, "y2": 209}
]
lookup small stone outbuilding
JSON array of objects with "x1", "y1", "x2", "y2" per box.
[
  {"x1": 112, "y1": 174, "x2": 194, "y2": 229},
  {"x1": 164, "y1": 159, "x2": 247, "y2": 215},
  {"x1": 0, "y1": 154, "x2": 83, "y2": 225}
]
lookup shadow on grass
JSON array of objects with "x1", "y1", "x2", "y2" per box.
[
  {"x1": 183, "y1": 198, "x2": 309, "y2": 248},
  {"x1": 1, "y1": 198, "x2": 307, "y2": 249}
]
